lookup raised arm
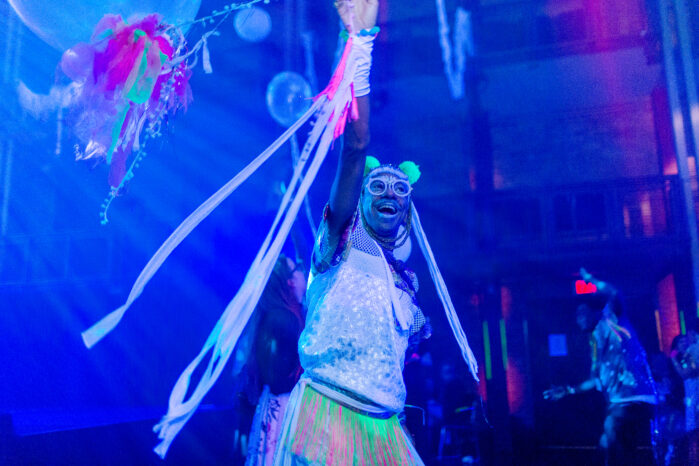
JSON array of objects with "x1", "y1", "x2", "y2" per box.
[
  {"x1": 327, "y1": 97, "x2": 370, "y2": 236},
  {"x1": 580, "y1": 268, "x2": 618, "y2": 299},
  {"x1": 326, "y1": 0, "x2": 378, "y2": 237}
]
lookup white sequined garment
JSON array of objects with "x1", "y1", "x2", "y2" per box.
[{"x1": 298, "y1": 208, "x2": 424, "y2": 412}]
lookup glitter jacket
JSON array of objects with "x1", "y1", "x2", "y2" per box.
[
  {"x1": 298, "y1": 206, "x2": 426, "y2": 412},
  {"x1": 590, "y1": 300, "x2": 657, "y2": 405}
]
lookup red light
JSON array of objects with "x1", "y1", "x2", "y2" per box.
[{"x1": 575, "y1": 280, "x2": 597, "y2": 295}]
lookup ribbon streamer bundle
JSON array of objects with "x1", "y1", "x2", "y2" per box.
[{"x1": 83, "y1": 34, "x2": 362, "y2": 457}]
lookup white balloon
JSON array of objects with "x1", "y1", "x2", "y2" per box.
[
  {"x1": 266, "y1": 72, "x2": 312, "y2": 128},
  {"x1": 234, "y1": 7, "x2": 272, "y2": 43},
  {"x1": 8, "y1": 0, "x2": 202, "y2": 51}
]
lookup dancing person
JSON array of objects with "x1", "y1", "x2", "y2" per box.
[
  {"x1": 544, "y1": 268, "x2": 657, "y2": 465},
  {"x1": 270, "y1": 1, "x2": 445, "y2": 463}
]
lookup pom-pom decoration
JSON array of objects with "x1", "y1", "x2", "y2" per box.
[
  {"x1": 398, "y1": 160, "x2": 421, "y2": 185},
  {"x1": 363, "y1": 156, "x2": 421, "y2": 185},
  {"x1": 364, "y1": 155, "x2": 381, "y2": 176}
]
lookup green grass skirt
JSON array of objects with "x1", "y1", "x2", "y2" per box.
[{"x1": 283, "y1": 384, "x2": 421, "y2": 465}]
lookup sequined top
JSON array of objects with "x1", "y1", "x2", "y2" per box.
[
  {"x1": 590, "y1": 300, "x2": 657, "y2": 405},
  {"x1": 298, "y1": 207, "x2": 426, "y2": 412}
]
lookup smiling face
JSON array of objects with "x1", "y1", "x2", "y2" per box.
[{"x1": 361, "y1": 170, "x2": 411, "y2": 237}]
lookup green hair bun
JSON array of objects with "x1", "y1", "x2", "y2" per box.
[
  {"x1": 364, "y1": 156, "x2": 381, "y2": 176},
  {"x1": 399, "y1": 161, "x2": 421, "y2": 184}
]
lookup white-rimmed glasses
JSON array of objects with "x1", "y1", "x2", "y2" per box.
[{"x1": 365, "y1": 176, "x2": 412, "y2": 197}]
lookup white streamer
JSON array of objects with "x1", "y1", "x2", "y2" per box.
[
  {"x1": 152, "y1": 47, "x2": 360, "y2": 457},
  {"x1": 81, "y1": 98, "x2": 323, "y2": 348},
  {"x1": 153, "y1": 102, "x2": 351, "y2": 458},
  {"x1": 411, "y1": 203, "x2": 479, "y2": 381},
  {"x1": 290, "y1": 133, "x2": 318, "y2": 238},
  {"x1": 202, "y1": 36, "x2": 213, "y2": 74}
]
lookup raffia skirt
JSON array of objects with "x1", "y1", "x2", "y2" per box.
[{"x1": 272, "y1": 379, "x2": 423, "y2": 466}]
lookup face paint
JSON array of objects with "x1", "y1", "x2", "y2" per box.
[{"x1": 361, "y1": 173, "x2": 411, "y2": 237}]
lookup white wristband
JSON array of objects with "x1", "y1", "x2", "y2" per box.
[{"x1": 351, "y1": 33, "x2": 375, "y2": 97}]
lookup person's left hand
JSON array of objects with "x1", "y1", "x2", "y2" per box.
[{"x1": 580, "y1": 267, "x2": 593, "y2": 283}]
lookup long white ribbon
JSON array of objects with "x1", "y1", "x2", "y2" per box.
[
  {"x1": 81, "y1": 99, "x2": 323, "y2": 349},
  {"x1": 411, "y1": 202, "x2": 479, "y2": 381}
]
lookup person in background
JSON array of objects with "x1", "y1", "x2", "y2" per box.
[
  {"x1": 671, "y1": 331, "x2": 699, "y2": 434},
  {"x1": 544, "y1": 268, "x2": 657, "y2": 465},
  {"x1": 649, "y1": 348, "x2": 685, "y2": 465}
]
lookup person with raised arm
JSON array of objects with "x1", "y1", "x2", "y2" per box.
[
  {"x1": 544, "y1": 268, "x2": 657, "y2": 465},
  {"x1": 271, "y1": 1, "x2": 436, "y2": 463}
]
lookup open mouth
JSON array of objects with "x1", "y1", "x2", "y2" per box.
[{"x1": 376, "y1": 202, "x2": 398, "y2": 216}]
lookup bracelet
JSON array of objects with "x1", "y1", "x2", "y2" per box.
[{"x1": 339, "y1": 26, "x2": 380, "y2": 40}]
